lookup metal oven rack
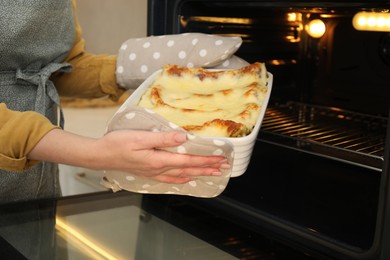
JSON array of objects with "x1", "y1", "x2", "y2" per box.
[{"x1": 259, "y1": 102, "x2": 388, "y2": 171}]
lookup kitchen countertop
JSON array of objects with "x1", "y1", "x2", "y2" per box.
[
  {"x1": 0, "y1": 191, "x2": 313, "y2": 259},
  {"x1": 59, "y1": 105, "x2": 120, "y2": 197}
]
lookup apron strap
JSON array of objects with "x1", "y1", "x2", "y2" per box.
[{"x1": 15, "y1": 62, "x2": 72, "y2": 128}]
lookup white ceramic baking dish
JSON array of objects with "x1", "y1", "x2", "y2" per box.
[{"x1": 116, "y1": 69, "x2": 273, "y2": 177}]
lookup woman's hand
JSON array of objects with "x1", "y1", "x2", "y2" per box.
[{"x1": 28, "y1": 129, "x2": 229, "y2": 184}]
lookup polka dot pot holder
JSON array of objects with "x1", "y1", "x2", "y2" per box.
[
  {"x1": 116, "y1": 33, "x2": 247, "y2": 89},
  {"x1": 101, "y1": 106, "x2": 235, "y2": 198}
]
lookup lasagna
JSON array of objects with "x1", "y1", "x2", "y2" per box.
[{"x1": 137, "y1": 62, "x2": 268, "y2": 137}]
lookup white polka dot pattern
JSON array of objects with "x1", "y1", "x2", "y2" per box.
[
  {"x1": 140, "y1": 65, "x2": 148, "y2": 73},
  {"x1": 116, "y1": 33, "x2": 243, "y2": 89},
  {"x1": 213, "y1": 149, "x2": 224, "y2": 156},
  {"x1": 116, "y1": 66, "x2": 124, "y2": 74},
  {"x1": 129, "y1": 53, "x2": 136, "y2": 60},
  {"x1": 189, "y1": 181, "x2": 197, "y2": 187},
  {"x1": 192, "y1": 38, "x2": 199, "y2": 45},
  {"x1": 143, "y1": 42, "x2": 151, "y2": 48},
  {"x1": 167, "y1": 40, "x2": 175, "y2": 47},
  {"x1": 187, "y1": 134, "x2": 196, "y2": 140},
  {"x1": 153, "y1": 52, "x2": 160, "y2": 59},
  {"x1": 125, "y1": 112, "x2": 136, "y2": 119},
  {"x1": 102, "y1": 105, "x2": 234, "y2": 198},
  {"x1": 177, "y1": 146, "x2": 187, "y2": 154},
  {"x1": 215, "y1": 40, "x2": 223, "y2": 45},
  {"x1": 199, "y1": 49, "x2": 207, "y2": 57},
  {"x1": 126, "y1": 175, "x2": 135, "y2": 181},
  {"x1": 178, "y1": 51, "x2": 186, "y2": 59},
  {"x1": 213, "y1": 140, "x2": 226, "y2": 146},
  {"x1": 222, "y1": 60, "x2": 230, "y2": 67}
]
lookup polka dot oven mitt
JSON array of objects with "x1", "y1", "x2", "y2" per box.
[
  {"x1": 101, "y1": 106, "x2": 234, "y2": 198},
  {"x1": 116, "y1": 33, "x2": 248, "y2": 89}
]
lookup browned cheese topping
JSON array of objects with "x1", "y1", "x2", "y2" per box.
[{"x1": 138, "y1": 62, "x2": 268, "y2": 137}]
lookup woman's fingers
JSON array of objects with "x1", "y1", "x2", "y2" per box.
[
  {"x1": 139, "y1": 155, "x2": 228, "y2": 178},
  {"x1": 149, "y1": 166, "x2": 223, "y2": 184},
  {"x1": 139, "y1": 161, "x2": 229, "y2": 184},
  {"x1": 98, "y1": 130, "x2": 231, "y2": 184},
  {"x1": 148, "y1": 148, "x2": 228, "y2": 169},
  {"x1": 162, "y1": 166, "x2": 224, "y2": 177},
  {"x1": 134, "y1": 131, "x2": 189, "y2": 149},
  {"x1": 131, "y1": 163, "x2": 225, "y2": 184}
]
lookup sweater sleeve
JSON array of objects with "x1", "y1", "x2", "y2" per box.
[
  {"x1": 0, "y1": 0, "x2": 125, "y2": 171},
  {"x1": 0, "y1": 103, "x2": 60, "y2": 171},
  {"x1": 51, "y1": 0, "x2": 125, "y2": 101}
]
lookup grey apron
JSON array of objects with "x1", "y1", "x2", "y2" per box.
[
  {"x1": 0, "y1": 1, "x2": 75, "y2": 203},
  {"x1": 0, "y1": 1, "x2": 75, "y2": 258}
]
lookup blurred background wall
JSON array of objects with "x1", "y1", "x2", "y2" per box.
[
  {"x1": 59, "y1": 0, "x2": 147, "y2": 196},
  {"x1": 75, "y1": 0, "x2": 147, "y2": 54}
]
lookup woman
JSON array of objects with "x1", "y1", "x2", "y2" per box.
[{"x1": 0, "y1": 0, "x2": 228, "y2": 203}]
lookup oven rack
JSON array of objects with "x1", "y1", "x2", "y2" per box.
[{"x1": 259, "y1": 102, "x2": 388, "y2": 171}]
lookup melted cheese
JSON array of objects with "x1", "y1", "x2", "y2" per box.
[{"x1": 138, "y1": 63, "x2": 268, "y2": 137}]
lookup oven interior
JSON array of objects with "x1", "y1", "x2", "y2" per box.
[
  {"x1": 147, "y1": 1, "x2": 390, "y2": 259},
  {"x1": 149, "y1": 0, "x2": 390, "y2": 171}
]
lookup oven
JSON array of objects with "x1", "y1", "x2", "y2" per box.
[{"x1": 147, "y1": 1, "x2": 390, "y2": 259}]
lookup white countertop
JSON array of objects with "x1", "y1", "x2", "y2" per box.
[{"x1": 59, "y1": 106, "x2": 120, "y2": 196}]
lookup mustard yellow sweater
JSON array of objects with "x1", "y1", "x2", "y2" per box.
[{"x1": 0, "y1": 0, "x2": 125, "y2": 171}]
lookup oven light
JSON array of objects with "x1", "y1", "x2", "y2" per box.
[
  {"x1": 306, "y1": 19, "x2": 326, "y2": 38},
  {"x1": 181, "y1": 16, "x2": 253, "y2": 25},
  {"x1": 353, "y1": 12, "x2": 390, "y2": 32},
  {"x1": 288, "y1": 12, "x2": 298, "y2": 22},
  {"x1": 287, "y1": 12, "x2": 302, "y2": 22}
]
